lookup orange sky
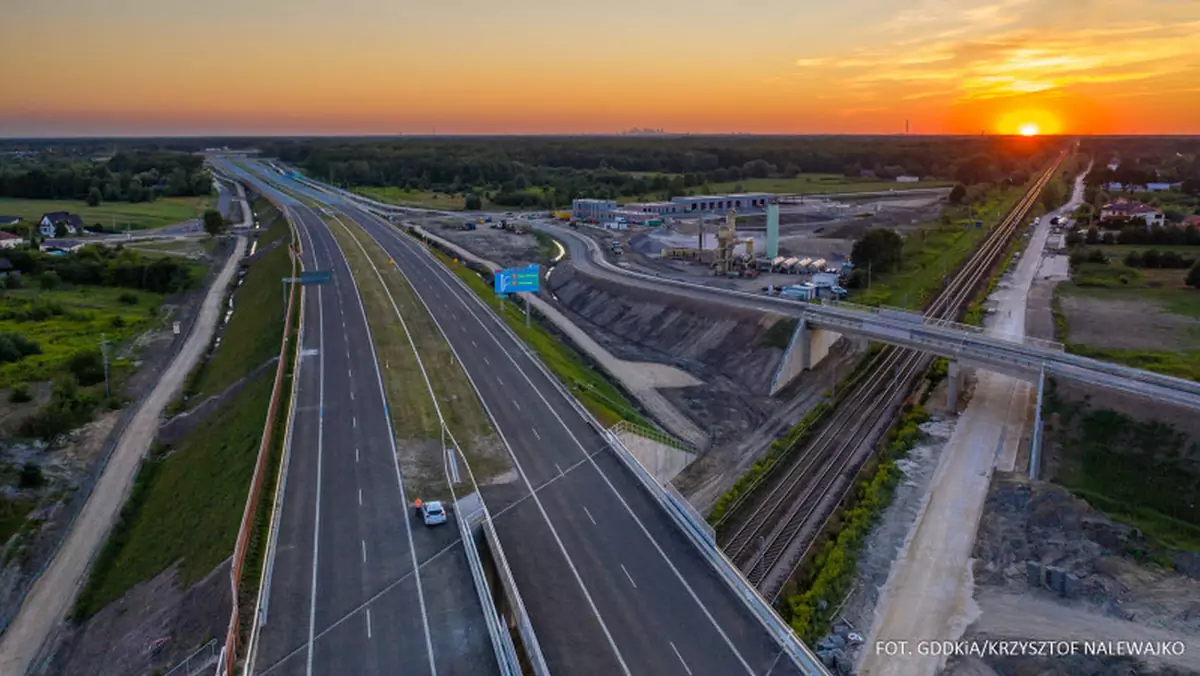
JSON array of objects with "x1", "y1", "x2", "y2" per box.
[{"x1": 1, "y1": 0, "x2": 1198, "y2": 136}]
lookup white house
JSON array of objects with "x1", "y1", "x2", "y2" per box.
[
  {"x1": 1099, "y1": 200, "x2": 1165, "y2": 229},
  {"x1": 0, "y1": 231, "x2": 22, "y2": 249},
  {"x1": 39, "y1": 212, "x2": 83, "y2": 237},
  {"x1": 1146, "y1": 182, "x2": 1173, "y2": 192},
  {"x1": 896, "y1": 175, "x2": 920, "y2": 183}
]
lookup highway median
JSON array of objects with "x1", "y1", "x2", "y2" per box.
[{"x1": 322, "y1": 212, "x2": 514, "y2": 499}]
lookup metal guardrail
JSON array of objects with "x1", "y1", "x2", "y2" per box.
[
  {"x1": 609, "y1": 420, "x2": 694, "y2": 453},
  {"x1": 164, "y1": 638, "x2": 220, "y2": 676},
  {"x1": 401, "y1": 234, "x2": 830, "y2": 675},
  {"x1": 458, "y1": 503, "x2": 524, "y2": 676}
]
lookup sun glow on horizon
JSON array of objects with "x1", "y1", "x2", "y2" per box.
[{"x1": 1018, "y1": 122, "x2": 1040, "y2": 136}]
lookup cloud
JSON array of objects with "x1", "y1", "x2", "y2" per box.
[{"x1": 792, "y1": 10, "x2": 1200, "y2": 106}]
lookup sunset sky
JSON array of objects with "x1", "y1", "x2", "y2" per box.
[{"x1": 2, "y1": 0, "x2": 1197, "y2": 136}]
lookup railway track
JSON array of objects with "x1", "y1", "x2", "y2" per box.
[{"x1": 717, "y1": 151, "x2": 1067, "y2": 599}]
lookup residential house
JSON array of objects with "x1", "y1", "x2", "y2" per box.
[
  {"x1": 39, "y1": 211, "x2": 83, "y2": 237},
  {"x1": 896, "y1": 175, "x2": 920, "y2": 183},
  {"x1": 1146, "y1": 182, "x2": 1173, "y2": 192},
  {"x1": 1184, "y1": 215, "x2": 1200, "y2": 229},
  {"x1": 0, "y1": 231, "x2": 22, "y2": 249},
  {"x1": 1099, "y1": 200, "x2": 1165, "y2": 229},
  {"x1": 0, "y1": 216, "x2": 20, "y2": 227}
]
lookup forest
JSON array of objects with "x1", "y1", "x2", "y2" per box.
[{"x1": 0, "y1": 149, "x2": 213, "y2": 204}]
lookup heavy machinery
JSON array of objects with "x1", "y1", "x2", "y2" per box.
[{"x1": 711, "y1": 210, "x2": 760, "y2": 278}]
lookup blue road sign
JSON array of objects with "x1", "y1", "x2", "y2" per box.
[
  {"x1": 299, "y1": 270, "x2": 331, "y2": 284},
  {"x1": 493, "y1": 264, "x2": 539, "y2": 295}
]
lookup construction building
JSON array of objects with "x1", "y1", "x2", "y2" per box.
[{"x1": 572, "y1": 193, "x2": 776, "y2": 224}]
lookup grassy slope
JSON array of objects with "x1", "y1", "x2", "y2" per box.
[
  {"x1": 74, "y1": 373, "x2": 275, "y2": 617},
  {"x1": 851, "y1": 187, "x2": 1023, "y2": 309},
  {"x1": 190, "y1": 212, "x2": 293, "y2": 400},
  {"x1": 0, "y1": 196, "x2": 211, "y2": 231},
  {"x1": 425, "y1": 244, "x2": 648, "y2": 428},
  {"x1": 708, "y1": 175, "x2": 952, "y2": 195},
  {"x1": 0, "y1": 287, "x2": 166, "y2": 388}
]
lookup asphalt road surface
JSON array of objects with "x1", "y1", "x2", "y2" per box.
[
  {"x1": 313, "y1": 197, "x2": 809, "y2": 675},
  {"x1": 221, "y1": 165, "x2": 496, "y2": 676}
]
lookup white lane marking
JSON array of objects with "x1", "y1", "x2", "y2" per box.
[
  {"x1": 323, "y1": 213, "x2": 439, "y2": 675},
  {"x1": 670, "y1": 642, "x2": 693, "y2": 676},
  {"x1": 620, "y1": 564, "x2": 638, "y2": 589},
  {"x1": 582, "y1": 506, "x2": 597, "y2": 525},
  {"x1": 484, "y1": 356, "x2": 490, "y2": 365},
  {"x1": 353, "y1": 416, "x2": 357, "y2": 429},
  {"x1": 355, "y1": 447, "x2": 359, "y2": 463},
  {"x1": 348, "y1": 368, "x2": 352, "y2": 379},
  {"x1": 393, "y1": 234, "x2": 758, "y2": 675},
  {"x1": 304, "y1": 254, "x2": 328, "y2": 676},
  {"x1": 361, "y1": 540, "x2": 367, "y2": 563},
  {"x1": 514, "y1": 400, "x2": 521, "y2": 411},
  {"x1": 554, "y1": 463, "x2": 564, "y2": 477},
  {"x1": 471, "y1": 340, "x2": 477, "y2": 347},
  {"x1": 366, "y1": 608, "x2": 373, "y2": 639},
  {"x1": 335, "y1": 210, "x2": 632, "y2": 676},
  {"x1": 358, "y1": 488, "x2": 362, "y2": 506},
  {"x1": 350, "y1": 390, "x2": 354, "y2": 401},
  {"x1": 497, "y1": 376, "x2": 504, "y2": 386},
  {"x1": 532, "y1": 428, "x2": 541, "y2": 440}
]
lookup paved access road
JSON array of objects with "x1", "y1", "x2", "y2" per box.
[
  {"x1": 303, "y1": 192, "x2": 809, "y2": 675},
  {"x1": 218, "y1": 164, "x2": 496, "y2": 676}
]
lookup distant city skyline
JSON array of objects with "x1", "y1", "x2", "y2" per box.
[{"x1": 2, "y1": 0, "x2": 1197, "y2": 137}]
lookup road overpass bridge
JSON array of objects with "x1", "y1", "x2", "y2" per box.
[{"x1": 284, "y1": 177, "x2": 1200, "y2": 415}]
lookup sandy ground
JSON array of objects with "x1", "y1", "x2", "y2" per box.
[
  {"x1": 0, "y1": 235, "x2": 247, "y2": 676},
  {"x1": 412, "y1": 225, "x2": 708, "y2": 447},
  {"x1": 1058, "y1": 294, "x2": 1200, "y2": 351},
  {"x1": 859, "y1": 173, "x2": 1086, "y2": 676}
]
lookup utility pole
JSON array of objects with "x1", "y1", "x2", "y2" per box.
[{"x1": 100, "y1": 333, "x2": 111, "y2": 401}]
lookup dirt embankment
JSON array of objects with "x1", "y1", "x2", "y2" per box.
[{"x1": 545, "y1": 264, "x2": 864, "y2": 508}]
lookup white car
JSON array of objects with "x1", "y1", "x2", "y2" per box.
[{"x1": 421, "y1": 501, "x2": 447, "y2": 526}]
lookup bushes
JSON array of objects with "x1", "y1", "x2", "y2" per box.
[
  {"x1": 784, "y1": 403, "x2": 929, "y2": 643},
  {"x1": 9, "y1": 383, "x2": 32, "y2": 403},
  {"x1": 0, "y1": 332, "x2": 41, "y2": 365},
  {"x1": 67, "y1": 348, "x2": 106, "y2": 387},
  {"x1": 18, "y1": 376, "x2": 98, "y2": 440},
  {"x1": 1123, "y1": 249, "x2": 1193, "y2": 270}
]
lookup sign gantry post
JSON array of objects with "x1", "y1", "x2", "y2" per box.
[{"x1": 493, "y1": 264, "x2": 540, "y2": 328}]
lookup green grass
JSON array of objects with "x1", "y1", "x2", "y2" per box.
[
  {"x1": 326, "y1": 215, "x2": 511, "y2": 496},
  {"x1": 1095, "y1": 244, "x2": 1200, "y2": 256},
  {"x1": 187, "y1": 209, "x2": 293, "y2": 400},
  {"x1": 852, "y1": 187, "x2": 1023, "y2": 309},
  {"x1": 353, "y1": 187, "x2": 467, "y2": 210},
  {"x1": 424, "y1": 242, "x2": 648, "y2": 428},
  {"x1": 0, "y1": 196, "x2": 211, "y2": 231},
  {"x1": 0, "y1": 496, "x2": 36, "y2": 546},
  {"x1": 0, "y1": 286, "x2": 166, "y2": 389},
  {"x1": 707, "y1": 175, "x2": 952, "y2": 196},
  {"x1": 74, "y1": 372, "x2": 276, "y2": 618},
  {"x1": 1044, "y1": 382, "x2": 1200, "y2": 552}
]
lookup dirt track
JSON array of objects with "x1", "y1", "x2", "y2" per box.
[{"x1": 0, "y1": 235, "x2": 247, "y2": 676}]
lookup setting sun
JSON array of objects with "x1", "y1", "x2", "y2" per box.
[{"x1": 1019, "y1": 123, "x2": 1040, "y2": 136}]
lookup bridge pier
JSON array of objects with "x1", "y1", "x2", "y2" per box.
[
  {"x1": 947, "y1": 360, "x2": 962, "y2": 412},
  {"x1": 798, "y1": 318, "x2": 813, "y2": 372},
  {"x1": 1030, "y1": 365, "x2": 1045, "y2": 480}
]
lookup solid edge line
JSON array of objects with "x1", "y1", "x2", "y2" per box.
[
  {"x1": 304, "y1": 219, "x2": 326, "y2": 676},
  {"x1": 315, "y1": 207, "x2": 439, "y2": 676},
  {"x1": 343, "y1": 206, "x2": 626, "y2": 676}
]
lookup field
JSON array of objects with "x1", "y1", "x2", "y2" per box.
[
  {"x1": 426, "y1": 245, "x2": 649, "y2": 428},
  {"x1": 0, "y1": 286, "x2": 167, "y2": 389},
  {"x1": 0, "y1": 196, "x2": 211, "y2": 231},
  {"x1": 352, "y1": 187, "x2": 466, "y2": 210},
  {"x1": 73, "y1": 372, "x2": 275, "y2": 618},
  {"x1": 708, "y1": 174, "x2": 953, "y2": 196},
  {"x1": 1055, "y1": 263, "x2": 1200, "y2": 380},
  {"x1": 851, "y1": 187, "x2": 1023, "y2": 309},
  {"x1": 187, "y1": 208, "x2": 294, "y2": 400}
]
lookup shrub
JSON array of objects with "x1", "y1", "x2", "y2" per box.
[
  {"x1": 18, "y1": 462, "x2": 44, "y2": 489},
  {"x1": 110, "y1": 315, "x2": 126, "y2": 328},
  {"x1": 67, "y1": 349, "x2": 106, "y2": 387},
  {"x1": 39, "y1": 271, "x2": 61, "y2": 290},
  {"x1": 118, "y1": 291, "x2": 139, "y2": 305},
  {"x1": 9, "y1": 383, "x2": 32, "y2": 404},
  {"x1": 0, "y1": 333, "x2": 42, "y2": 365}
]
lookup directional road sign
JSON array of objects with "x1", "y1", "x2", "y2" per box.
[
  {"x1": 493, "y1": 264, "x2": 539, "y2": 295},
  {"x1": 282, "y1": 270, "x2": 331, "y2": 286}
]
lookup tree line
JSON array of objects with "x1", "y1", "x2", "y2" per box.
[
  {"x1": 0, "y1": 150, "x2": 212, "y2": 205},
  {"x1": 2, "y1": 245, "x2": 198, "y2": 295},
  {"x1": 249, "y1": 136, "x2": 1060, "y2": 208}
]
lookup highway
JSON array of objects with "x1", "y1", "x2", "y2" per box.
[
  {"x1": 250, "y1": 163, "x2": 818, "y2": 675},
  {"x1": 217, "y1": 163, "x2": 497, "y2": 676}
]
